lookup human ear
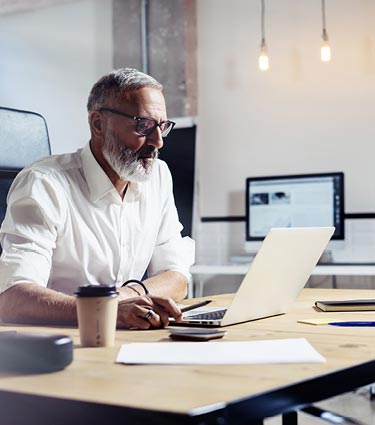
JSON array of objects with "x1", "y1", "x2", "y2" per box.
[
  {"x1": 89, "y1": 111, "x2": 104, "y2": 137},
  {"x1": 93, "y1": 118, "x2": 101, "y2": 131}
]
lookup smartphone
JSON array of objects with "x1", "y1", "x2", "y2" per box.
[{"x1": 169, "y1": 329, "x2": 226, "y2": 341}]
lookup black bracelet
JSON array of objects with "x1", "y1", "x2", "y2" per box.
[
  {"x1": 122, "y1": 279, "x2": 149, "y2": 295},
  {"x1": 127, "y1": 285, "x2": 142, "y2": 296}
]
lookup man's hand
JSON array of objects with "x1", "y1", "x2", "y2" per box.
[
  {"x1": 0, "y1": 284, "x2": 183, "y2": 330},
  {"x1": 118, "y1": 285, "x2": 144, "y2": 300},
  {"x1": 116, "y1": 295, "x2": 182, "y2": 329}
]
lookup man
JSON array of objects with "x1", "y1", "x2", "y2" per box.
[{"x1": 0, "y1": 68, "x2": 194, "y2": 329}]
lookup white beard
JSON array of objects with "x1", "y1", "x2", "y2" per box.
[{"x1": 102, "y1": 129, "x2": 158, "y2": 182}]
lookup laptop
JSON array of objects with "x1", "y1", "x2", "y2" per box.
[{"x1": 172, "y1": 227, "x2": 334, "y2": 327}]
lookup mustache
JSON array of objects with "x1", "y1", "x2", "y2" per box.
[{"x1": 136, "y1": 146, "x2": 159, "y2": 160}]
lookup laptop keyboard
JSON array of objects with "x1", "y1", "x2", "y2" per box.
[{"x1": 185, "y1": 309, "x2": 227, "y2": 320}]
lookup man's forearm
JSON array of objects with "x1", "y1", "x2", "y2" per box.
[
  {"x1": 0, "y1": 283, "x2": 77, "y2": 325},
  {"x1": 144, "y1": 271, "x2": 188, "y2": 301}
]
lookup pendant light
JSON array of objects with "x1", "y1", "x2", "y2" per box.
[
  {"x1": 321, "y1": 0, "x2": 331, "y2": 62},
  {"x1": 259, "y1": 0, "x2": 269, "y2": 71}
]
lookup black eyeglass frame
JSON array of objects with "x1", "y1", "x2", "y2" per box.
[{"x1": 98, "y1": 107, "x2": 176, "y2": 137}]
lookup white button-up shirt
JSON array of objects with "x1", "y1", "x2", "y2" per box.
[{"x1": 0, "y1": 144, "x2": 194, "y2": 295}]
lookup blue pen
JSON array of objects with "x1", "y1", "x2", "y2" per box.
[{"x1": 329, "y1": 321, "x2": 375, "y2": 327}]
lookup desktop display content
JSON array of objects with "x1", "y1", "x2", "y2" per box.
[{"x1": 245, "y1": 172, "x2": 344, "y2": 252}]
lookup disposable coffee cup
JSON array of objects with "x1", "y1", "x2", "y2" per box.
[{"x1": 75, "y1": 285, "x2": 119, "y2": 347}]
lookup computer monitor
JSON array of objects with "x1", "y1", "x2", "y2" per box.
[{"x1": 245, "y1": 172, "x2": 344, "y2": 252}]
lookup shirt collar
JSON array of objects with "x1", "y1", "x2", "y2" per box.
[{"x1": 80, "y1": 143, "x2": 144, "y2": 203}]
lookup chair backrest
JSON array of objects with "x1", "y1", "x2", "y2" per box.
[
  {"x1": 0, "y1": 107, "x2": 51, "y2": 244},
  {"x1": 0, "y1": 106, "x2": 51, "y2": 170}
]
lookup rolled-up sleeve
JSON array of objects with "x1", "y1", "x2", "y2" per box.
[
  {"x1": 0, "y1": 170, "x2": 65, "y2": 294},
  {"x1": 148, "y1": 235, "x2": 195, "y2": 280},
  {"x1": 147, "y1": 163, "x2": 195, "y2": 280}
]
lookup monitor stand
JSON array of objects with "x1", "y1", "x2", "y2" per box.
[{"x1": 230, "y1": 253, "x2": 257, "y2": 265}]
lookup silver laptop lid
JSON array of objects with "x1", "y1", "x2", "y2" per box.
[{"x1": 220, "y1": 227, "x2": 334, "y2": 326}]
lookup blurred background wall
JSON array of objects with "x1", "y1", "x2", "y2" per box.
[{"x1": 1, "y1": 0, "x2": 375, "y2": 292}]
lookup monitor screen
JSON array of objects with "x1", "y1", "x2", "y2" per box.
[{"x1": 246, "y1": 172, "x2": 344, "y2": 241}]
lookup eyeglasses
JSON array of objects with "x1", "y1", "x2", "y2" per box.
[{"x1": 99, "y1": 107, "x2": 175, "y2": 137}]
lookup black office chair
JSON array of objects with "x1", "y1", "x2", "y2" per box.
[
  {"x1": 0, "y1": 106, "x2": 51, "y2": 170},
  {"x1": 0, "y1": 106, "x2": 51, "y2": 243}
]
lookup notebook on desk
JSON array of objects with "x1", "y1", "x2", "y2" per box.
[{"x1": 171, "y1": 227, "x2": 335, "y2": 327}]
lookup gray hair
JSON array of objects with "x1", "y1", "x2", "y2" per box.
[{"x1": 87, "y1": 68, "x2": 163, "y2": 112}]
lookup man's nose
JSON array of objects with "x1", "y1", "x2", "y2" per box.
[{"x1": 146, "y1": 126, "x2": 164, "y2": 149}]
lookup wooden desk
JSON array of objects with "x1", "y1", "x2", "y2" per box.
[{"x1": 1, "y1": 288, "x2": 375, "y2": 425}]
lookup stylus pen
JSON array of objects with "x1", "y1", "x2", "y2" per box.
[
  {"x1": 329, "y1": 321, "x2": 375, "y2": 327},
  {"x1": 180, "y1": 300, "x2": 212, "y2": 313}
]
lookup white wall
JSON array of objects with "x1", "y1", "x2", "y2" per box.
[
  {"x1": 0, "y1": 0, "x2": 113, "y2": 154},
  {"x1": 197, "y1": 0, "x2": 375, "y2": 216}
]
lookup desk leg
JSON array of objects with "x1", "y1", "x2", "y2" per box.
[
  {"x1": 282, "y1": 411, "x2": 298, "y2": 425},
  {"x1": 193, "y1": 275, "x2": 205, "y2": 298},
  {"x1": 332, "y1": 275, "x2": 337, "y2": 289},
  {"x1": 370, "y1": 383, "x2": 375, "y2": 400},
  {"x1": 187, "y1": 277, "x2": 194, "y2": 299}
]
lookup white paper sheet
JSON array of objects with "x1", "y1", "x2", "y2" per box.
[{"x1": 116, "y1": 338, "x2": 326, "y2": 365}]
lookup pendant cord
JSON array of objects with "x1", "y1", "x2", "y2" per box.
[{"x1": 261, "y1": 0, "x2": 266, "y2": 46}]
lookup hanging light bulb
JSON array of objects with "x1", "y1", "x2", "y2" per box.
[
  {"x1": 259, "y1": 40, "x2": 269, "y2": 71},
  {"x1": 321, "y1": 0, "x2": 331, "y2": 62},
  {"x1": 259, "y1": 0, "x2": 269, "y2": 71},
  {"x1": 321, "y1": 30, "x2": 331, "y2": 62}
]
